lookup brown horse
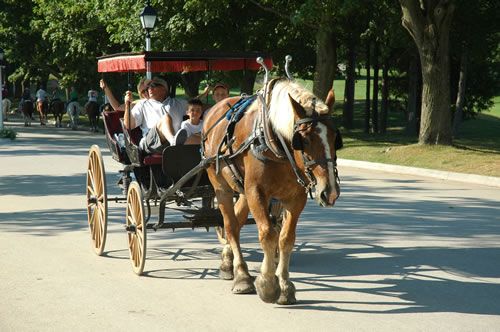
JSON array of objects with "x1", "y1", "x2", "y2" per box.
[
  {"x1": 49, "y1": 99, "x2": 65, "y2": 128},
  {"x1": 84, "y1": 101, "x2": 100, "y2": 132},
  {"x1": 202, "y1": 79, "x2": 341, "y2": 304},
  {"x1": 21, "y1": 100, "x2": 34, "y2": 127},
  {"x1": 36, "y1": 100, "x2": 49, "y2": 125}
]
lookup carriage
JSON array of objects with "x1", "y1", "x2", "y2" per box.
[
  {"x1": 86, "y1": 50, "x2": 342, "y2": 304},
  {"x1": 86, "y1": 50, "x2": 277, "y2": 274}
]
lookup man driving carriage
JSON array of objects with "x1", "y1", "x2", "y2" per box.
[{"x1": 124, "y1": 76, "x2": 189, "y2": 153}]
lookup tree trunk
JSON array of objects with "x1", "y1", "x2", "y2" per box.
[
  {"x1": 180, "y1": 71, "x2": 203, "y2": 98},
  {"x1": 371, "y1": 41, "x2": 380, "y2": 133},
  {"x1": 380, "y1": 59, "x2": 389, "y2": 134},
  {"x1": 364, "y1": 40, "x2": 371, "y2": 134},
  {"x1": 400, "y1": 0, "x2": 455, "y2": 145},
  {"x1": 406, "y1": 53, "x2": 419, "y2": 135},
  {"x1": 241, "y1": 70, "x2": 257, "y2": 95},
  {"x1": 452, "y1": 48, "x2": 467, "y2": 137},
  {"x1": 313, "y1": 27, "x2": 337, "y2": 100},
  {"x1": 343, "y1": 37, "x2": 356, "y2": 129}
]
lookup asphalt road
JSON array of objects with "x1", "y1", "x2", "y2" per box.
[{"x1": 1, "y1": 117, "x2": 500, "y2": 331}]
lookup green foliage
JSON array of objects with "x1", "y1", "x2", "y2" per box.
[{"x1": 0, "y1": 127, "x2": 17, "y2": 140}]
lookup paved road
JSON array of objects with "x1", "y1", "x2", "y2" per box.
[{"x1": 1, "y1": 118, "x2": 500, "y2": 331}]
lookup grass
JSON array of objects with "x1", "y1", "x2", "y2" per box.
[
  {"x1": 335, "y1": 94, "x2": 500, "y2": 177},
  {"x1": 9, "y1": 81, "x2": 499, "y2": 177}
]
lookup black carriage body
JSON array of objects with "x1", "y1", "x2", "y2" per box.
[{"x1": 87, "y1": 50, "x2": 276, "y2": 275}]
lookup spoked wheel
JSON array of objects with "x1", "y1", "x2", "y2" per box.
[
  {"x1": 86, "y1": 144, "x2": 108, "y2": 255},
  {"x1": 126, "y1": 181, "x2": 147, "y2": 275}
]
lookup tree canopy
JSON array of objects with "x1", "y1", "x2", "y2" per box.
[{"x1": 0, "y1": 0, "x2": 498, "y2": 144}]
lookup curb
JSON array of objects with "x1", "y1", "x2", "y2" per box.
[{"x1": 338, "y1": 158, "x2": 500, "y2": 188}]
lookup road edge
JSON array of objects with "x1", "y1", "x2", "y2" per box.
[{"x1": 338, "y1": 159, "x2": 500, "y2": 188}]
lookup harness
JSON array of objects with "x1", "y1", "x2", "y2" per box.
[{"x1": 202, "y1": 79, "x2": 340, "y2": 194}]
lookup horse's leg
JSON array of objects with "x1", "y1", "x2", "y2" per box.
[
  {"x1": 207, "y1": 164, "x2": 255, "y2": 294},
  {"x1": 220, "y1": 194, "x2": 249, "y2": 280},
  {"x1": 246, "y1": 188, "x2": 281, "y2": 303},
  {"x1": 218, "y1": 189, "x2": 255, "y2": 293},
  {"x1": 275, "y1": 195, "x2": 306, "y2": 305}
]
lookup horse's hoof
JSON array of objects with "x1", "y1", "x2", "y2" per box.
[
  {"x1": 219, "y1": 263, "x2": 234, "y2": 280},
  {"x1": 277, "y1": 280, "x2": 297, "y2": 305},
  {"x1": 255, "y1": 275, "x2": 280, "y2": 303},
  {"x1": 232, "y1": 275, "x2": 256, "y2": 294}
]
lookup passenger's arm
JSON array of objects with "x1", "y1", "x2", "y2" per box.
[
  {"x1": 195, "y1": 85, "x2": 211, "y2": 100},
  {"x1": 123, "y1": 91, "x2": 136, "y2": 130},
  {"x1": 100, "y1": 79, "x2": 123, "y2": 111}
]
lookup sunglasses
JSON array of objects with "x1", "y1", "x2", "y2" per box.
[{"x1": 148, "y1": 82, "x2": 165, "y2": 89}]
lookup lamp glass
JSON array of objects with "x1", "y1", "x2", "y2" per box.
[{"x1": 140, "y1": 6, "x2": 157, "y2": 30}]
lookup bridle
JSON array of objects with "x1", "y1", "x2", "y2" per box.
[{"x1": 287, "y1": 101, "x2": 340, "y2": 193}]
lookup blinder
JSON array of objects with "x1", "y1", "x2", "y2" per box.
[{"x1": 292, "y1": 132, "x2": 304, "y2": 150}]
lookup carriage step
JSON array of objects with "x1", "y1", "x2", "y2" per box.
[{"x1": 183, "y1": 209, "x2": 224, "y2": 224}]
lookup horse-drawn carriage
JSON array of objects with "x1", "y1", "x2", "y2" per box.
[{"x1": 86, "y1": 51, "x2": 342, "y2": 304}]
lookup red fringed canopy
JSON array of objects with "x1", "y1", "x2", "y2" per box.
[{"x1": 97, "y1": 51, "x2": 273, "y2": 73}]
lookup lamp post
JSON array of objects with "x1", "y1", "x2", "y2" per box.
[
  {"x1": 0, "y1": 48, "x2": 5, "y2": 130},
  {"x1": 140, "y1": 1, "x2": 157, "y2": 79}
]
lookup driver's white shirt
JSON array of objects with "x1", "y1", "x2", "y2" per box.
[{"x1": 131, "y1": 97, "x2": 187, "y2": 143}]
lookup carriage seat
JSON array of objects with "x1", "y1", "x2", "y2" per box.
[
  {"x1": 118, "y1": 118, "x2": 164, "y2": 166},
  {"x1": 143, "y1": 153, "x2": 162, "y2": 165},
  {"x1": 103, "y1": 110, "x2": 127, "y2": 163}
]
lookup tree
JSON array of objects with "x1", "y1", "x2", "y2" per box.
[
  {"x1": 400, "y1": 0, "x2": 455, "y2": 145},
  {"x1": 449, "y1": 0, "x2": 499, "y2": 133}
]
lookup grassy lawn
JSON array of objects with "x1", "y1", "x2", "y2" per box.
[
  {"x1": 335, "y1": 93, "x2": 500, "y2": 177},
  {"x1": 9, "y1": 81, "x2": 498, "y2": 177}
]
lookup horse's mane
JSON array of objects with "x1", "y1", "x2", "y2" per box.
[{"x1": 268, "y1": 79, "x2": 329, "y2": 140}]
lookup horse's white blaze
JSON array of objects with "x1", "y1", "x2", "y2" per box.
[{"x1": 317, "y1": 123, "x2": 336, "y2": 190}]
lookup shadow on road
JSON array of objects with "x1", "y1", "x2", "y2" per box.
[{"x1": 0, "y1": 174, "x2": 86, "y2": 196}]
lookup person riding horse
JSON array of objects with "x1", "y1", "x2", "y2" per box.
[
  {"x1": 49, "y1": 88, "x2": 66, "y2": 128},
  {"x1": 84, "y1": 89, "x2": 100, "y2": 132},
  {"x1": 36, "y1": 85, "x2": 49, "y2": 125}
]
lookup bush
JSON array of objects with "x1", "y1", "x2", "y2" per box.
[{"x1": 0, "y1": 128, "x2": 17, "y2": 140}]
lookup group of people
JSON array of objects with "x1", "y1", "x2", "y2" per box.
[
  {"x1": 12, "y1": 84, "x2": 101, "y2": 129},
  {"x1": 100, "y1": 77, "x2": 230, "y2": 154}
]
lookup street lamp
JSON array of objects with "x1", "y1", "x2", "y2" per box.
[
  {"x1": 0, "y1": 47, "x2": 5, "y2": 130},
  {"x1": 140, "y1": 1, "x2": 157, "y2": 79}
]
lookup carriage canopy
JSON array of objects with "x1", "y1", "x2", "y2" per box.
[{"x1": 97, "y1": 51, "x2": 273, "y2": 73}]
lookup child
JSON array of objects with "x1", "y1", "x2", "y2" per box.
[{"x1": 174, "y1": 98, "x2": 204, "y2": 145}]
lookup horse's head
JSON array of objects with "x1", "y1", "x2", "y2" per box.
[
  {"x1": 268, "y1": 80, "x2": 341, "y2": 207},
  {"x1": 290, "y1": 96, "x2": 342, "y2": 207}
]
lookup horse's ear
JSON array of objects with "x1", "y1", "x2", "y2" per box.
[
  {"x1": 325, "y1": 88, "x2": 335, "y2": 111},
  {"x1": 288, "y1": 93, "x2": 307, "y2": 119}
]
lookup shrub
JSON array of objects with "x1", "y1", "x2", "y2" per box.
[{"x1": 0, "y1": 128, "x2": 17, "y2": 140}]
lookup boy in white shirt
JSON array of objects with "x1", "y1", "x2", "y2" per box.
[{"x1": 174, "y1": 98, "x2": 204, "y2": 145}]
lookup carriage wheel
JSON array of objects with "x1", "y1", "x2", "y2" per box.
[
  {"x1": 86, "y1": 145, "x2": 108, "y2": 255},
  {"x1": 126, "y1": 181, "x2": 147, "y2": 275}
]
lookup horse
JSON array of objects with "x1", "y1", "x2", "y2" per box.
[
  {"x1": 21, "y1": 99, "x2": 34, "y2": 126},
  {"x1": 202, "y1": 78, "x2": 342, "y2": 304},
  {"x1": 67, "y1": 101, "x2": 80, "y2": 130},
  {"x1": 49, "y1": 99, "x2": 65, "y2": 128},
  {"x1": 84, "y1": 101, "x2": 100, "y2": 132},
  {"x1": 2, "y1": 98, "x2": 11, "y2": 121},
  {"x1": 36, "y1": 99, "x2": 49, "y2": 125}
]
